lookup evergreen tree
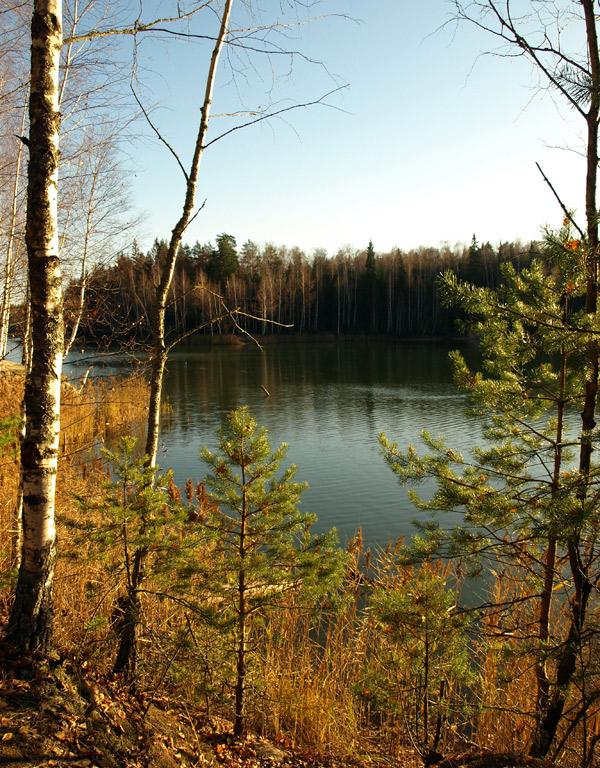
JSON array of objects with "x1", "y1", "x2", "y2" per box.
[
  {"x1": 361, "y1": 240, "x2": 377, "y2": 331},
  {"x1": 369, "y1": 564, "x2": 473, "y2": 758},
  {"x1": 380, "y1": 225, "x2": 600, "y2": 757},
  {"x1": 206, "y1": 233, "x2": 238, "y2": 285},
  {"x1": 197, "y1": 406, "x2": 345, "y2": 736},
  {"x1": 464, "y1": 233, "x2": 486, "y2": 285},
  {"x1": 74, "y1": 437, "x2": 191, "y2": 682}
]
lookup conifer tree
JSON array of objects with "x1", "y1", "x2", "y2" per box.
[
  {"x1": 74, "y1": 437, "x2": 191, "y2": 682},
  {"x1": 198, "y1": 406, "x2": 345, "y2": 737},
  {"x1": 364, "y1": 239, "x2": 377, "y2": 331},
  {"x1": 380, "y1": 225, "x2": 600, "y2": 758},
  {"x1": 369, "y1": 565, "x2": 473, "y2": 758}
]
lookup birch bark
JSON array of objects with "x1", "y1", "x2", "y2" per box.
[{"x1": 6, "y1": 0, "x2": 63, "y2": 653}]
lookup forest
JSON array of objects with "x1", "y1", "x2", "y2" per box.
[
  {"x1": 64, "y1": 235, "x2": 540, "y2": 344},
  {"x1": 2, "y1": 2, "x2": 600, "y2": 768}
]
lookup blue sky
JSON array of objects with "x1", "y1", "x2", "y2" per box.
[{"x1": 128, "y1": 0, "x2": 586, "y2": 256}]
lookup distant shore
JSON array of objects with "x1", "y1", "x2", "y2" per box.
[
  {"x1": 188, "y1": 331, "x2": 471, "y2": 346},
  {"x1": 1, "y1": 332, "x2": 476, "y2": 365}
]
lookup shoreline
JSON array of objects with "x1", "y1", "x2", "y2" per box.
[{"x1": 185, "y1": 331, "x2": 474, "y2": 347}]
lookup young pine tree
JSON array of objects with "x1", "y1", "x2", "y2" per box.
[
  {"x1": 380, "y1": 225, "x2": 600, "y2": 759},
  {"x1": 198, "y1": 406, "x2": 345, "y2": 737},
  {"x1": 369, "y1": 564, "x2": 473, "y2": 759},
  {"x1": 74, "y1": 437, "x2": 192, "y2": 682}
]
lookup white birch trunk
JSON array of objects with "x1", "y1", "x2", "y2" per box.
[{"x1": 6, "y1": 0, "x2": 63, "y2": 653}]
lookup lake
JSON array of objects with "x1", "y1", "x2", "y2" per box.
[
  {"x1": 9, "y1": 338, "x2": 481, "y2": 550},
  {"x1": 147, "y1": 340, "x2": 480, "y2": 550}
]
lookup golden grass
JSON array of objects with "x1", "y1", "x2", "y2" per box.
[
  {"x1": 474, "y1": 567, "x2": 538, "y2": 754},
  {"x1": 0, "y1": 370, "x2": 150, "y2": 579},
  {"x1": 60, "y1": 371, "x2": 150, "y2": 457},
  {"x1": 1, "y1": 379, "x2": 598, "y2": 766},
  {"x1": 248, "y1": 543, "x2": 597, "y2": 766},
  {"x1": 255, "y1": 598, "x2": 365, "y2": 756}
]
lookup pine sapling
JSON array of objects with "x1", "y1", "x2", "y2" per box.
[{"x1": 198, "y1": 406, "x2": 345, "y2": 737}]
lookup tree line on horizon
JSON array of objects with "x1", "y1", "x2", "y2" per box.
[{"x1": 59, "y1": 234, "x2": 541, "y2": 345}]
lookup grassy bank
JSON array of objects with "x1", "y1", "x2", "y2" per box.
[{"x1": 0, "y1": 381, "x2": 595, "y2": 768}]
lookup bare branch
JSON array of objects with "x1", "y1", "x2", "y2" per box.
[
  {"x1": 204, "y1": 85, "x2": 348, "y2": 149},
  {"x1": 129, "y1": 84, "x2": 189, "y2": 181},
  {"x1": 165, "y1": 309, "x2": 233, "y2": 353},
  {"x1": 535, "y1": 162, "x2": 586, "y2": 240},
  {"x1": 63, "y1": 3, "x2": 215, "y2": 45}
]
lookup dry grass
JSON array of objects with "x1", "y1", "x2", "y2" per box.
[
  {"x1": 255, "y1": 597, "x2": 365, "y2": 756},
  {"x1": 248, "y1": 538, "x2": 461, "y2": 761},
  {"x1": 0, "y1": 370, "x2": 149, "y2": 580},
  {"x1": 248, "y1": 542, "x2": 598, "y2": 766},
  {"x1": 1, "y1": 379, "x2": 598, "y2": 765},
  {"x1": 60, "y1": 371, "x2": 150, "y2": 457},
  {"x1": 474, "y1": 567, "x2": 538, "y2": 754}
]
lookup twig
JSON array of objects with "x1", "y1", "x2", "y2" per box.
[{"x1": 536, "y1": 162, "x2": 586, "y2": 240}]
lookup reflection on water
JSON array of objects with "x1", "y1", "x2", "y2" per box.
[{"x1": 149, "y1": 341, "x2": 481, "y2": 549}]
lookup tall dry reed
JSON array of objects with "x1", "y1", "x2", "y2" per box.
[{"x1": 0, "y1": 369, "x2": 150, "y2": 623}]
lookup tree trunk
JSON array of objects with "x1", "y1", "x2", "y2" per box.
[
  {"x1": 578, "y1": 0, "x2": 600, "y2": 482},
  {"x1": 113, "y1": 0, "x2": 234, "y2": 677},
  {"x1": 63, "y1": 159, "x2": 97, "y2": 356},
  {"x1": 234, "y1": 462, "x2": 248, "y2": 738},
  {"x1": 6, "y1": 0, "x2": 63, "y2": 654},
  {"x1": 113, "y1": 545, "x2": 146, "y2": 681},
  {"x1": 530, "y1": 3, "x2": 600, "y2": 757}
]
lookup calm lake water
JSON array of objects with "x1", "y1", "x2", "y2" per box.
[
  {"x1": 9, "y1": 339, "x2": 482, "y2": 550},
  {"x1": 148, "y1": 340, "x2": 480, "y2": 549}
]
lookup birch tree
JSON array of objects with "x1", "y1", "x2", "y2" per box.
[
  {"x1": 111, "y1": 0, "x2": 346, "y2": 675},
  {"x1": 109, "y1": 0, "x2": 235, "y2": 678},
  {"x1": 143, "y1": 0, "x2": 233, "y2": 468},
  {"x1": 3, "y1": 0, "x2": 231, "y2": 655},
  {"x1": 4, "y1": 0, "x2": 344, "y2": 658},
  {"x1": 0, "y1": 4, "x2": 31, "y2": 362},
  {"x1": 0, "y1": 98, "x2": 28, "y2": 362},
  {"x1": 6, "y1": 0, "x2": 64, "y2": 652},
  {"x1": 141, "y1": 0, "x2": 342, "y2": 465}
]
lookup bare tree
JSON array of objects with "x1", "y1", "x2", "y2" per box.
[
  {"x1": 0, "y1": 3, "x2": 31, "y2": 361},
  {"x1": 0, "y1": 98, "x2": 27, "y2": 362},
  {"x1": 111, "y1": 0, "x2": 346, "y2": 678},
  {"x1": 141, "y1": 0, "x2": 234, "y2": 470},
  {"x1": 60, "y1": 128, "x2": 140, "y2": 356},
  {"x1": 110, "y1": 0, "x2": 235, "y2": 681}
]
